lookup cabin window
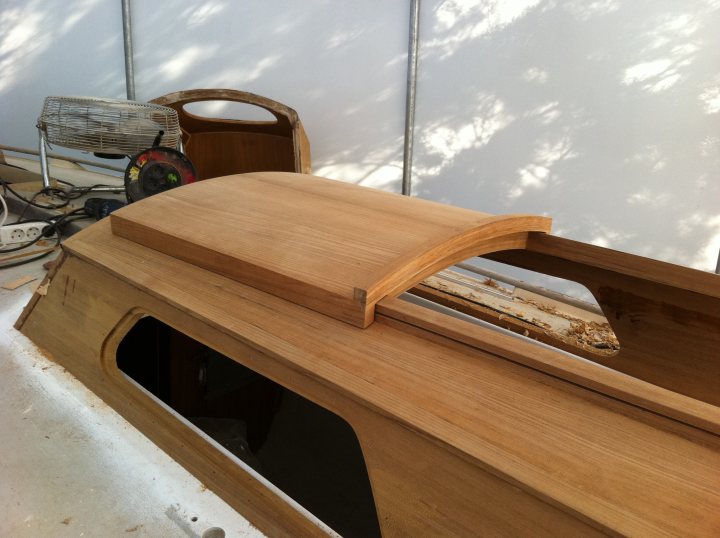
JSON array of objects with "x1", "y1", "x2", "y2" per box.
[{"x1": 116, "y1": 316, "x2": 381, "y2": 538}]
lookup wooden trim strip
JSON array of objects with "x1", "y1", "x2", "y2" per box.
[
  {"x1": 376, "y1": 296, "x2": 720, "y2": 436},
  {"x1": 524, "y1": 233, "x2": 720, "y2": 298},
  {"x1": 485, "y1": 234, "x2": 720, "y2": 406}
]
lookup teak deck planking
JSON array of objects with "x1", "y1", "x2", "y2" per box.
[{"x1": 16, "y1": 172, "x2": 720, "y2": 537}]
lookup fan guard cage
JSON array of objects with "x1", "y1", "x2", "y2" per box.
[{"x1": 38, "y1": 96, "x2": 182, "y2": 155}]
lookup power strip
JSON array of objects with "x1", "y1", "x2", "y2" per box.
[{"x1": 0, "y1": 222, "x2": 46, "y2": 245}]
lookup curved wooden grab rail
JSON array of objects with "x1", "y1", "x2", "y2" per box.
[
  {"x1": 151, "y1": 88, "x2": 299, "y2": 134},
  {"x1": 150, "y1": 89, "x2": 312, "y2": 178}
]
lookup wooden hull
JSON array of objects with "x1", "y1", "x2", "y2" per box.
[{"x1": 17, "y1": 173, "x2": 720, "y2": 536}]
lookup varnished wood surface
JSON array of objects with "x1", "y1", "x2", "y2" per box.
[
  {"x1": 110, "y1": 172, "x2": 552, "y2": 327},
  {"x1": 150, "y1": 89, "x2": 311, "y2": 178},
  {"x1": 19, "y1": 254, "x2": 604, "y2": 537},
  {"x1": 19, "y1": 219, "x2": 720, "y2": 537},
  {"x1": 17, "y1": 260, "x2": 328, "y2": 538},
  {"x1": 376, "y1": 296, "x2": 720, "y2": 436},
  {"x1": 486, "y1": 233, "x2": 720, "y2": 405},
  {"x1": 180, "y1": 132, "x2": 296, "y2": 178}
]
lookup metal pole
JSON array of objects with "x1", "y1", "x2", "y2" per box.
[
  {"x1": 401, "y1": 0, "x2": 421, "y2": 196},
  {"x1": 37, "y1": 128, "x2": 51, "y2": 190},
  {"x1": 121, "y1": 0, "x2": 136, "y2": 101},
  {"x1": 715, "y1": 249, "x2": 720, "y2": 274}
]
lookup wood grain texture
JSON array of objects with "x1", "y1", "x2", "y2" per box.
[
  {"x1": 14, "y1": 250, "x2": 66, "y2": 330},
  {"x1": 150, "y1": 89, "x2": 311, "y2": 178},
  {"x1": 17, "y1": 265, "x2": 327, "y2": 538},
  {"x1": 17, "y1": 219, "x2": 720, "y2": 536},
  {"x1": 18, "y1": 255, "x2": 604, "y2": 537},
  {"x1": 485, "y1": 233, "x2": 720, "y2": 405},
  {"x1": 376, "y1": 296, "x2": 720, "y2": 436},
  {"x1": 109, "y1": 172, "x2": 551, "y2": 327}
]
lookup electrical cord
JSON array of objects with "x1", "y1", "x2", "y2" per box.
[
  {"x1": 0, "y1": 171, "x2": 120, "y2": 225},
  {"x1": 0, "y1": 208, "x2": 91, "y2": 269},
  {"x1": 51, "y1": 183, "x2": 120, "y2": 200},
  {"x1": 0, "y1": 230, "x2": 61, "y2": 269},
  {"x1": 36, "y1": 208, "x2": 91, "y2": 237},
  {"x1": 14, "y1": 190, "x2": 51, "y2": 223},
  {"x1": 48, "y1": 214, "x2": 93, "y2": 230},
  {"x1": 0, "y1": 215, "x2": 94, "y2": 270},
  {"x1": 0, "y1": 168, "x2": 118, "y2": 269},
  {"x1": 0, "y1": 219, "x2": 56, "y2": 253},
  {"x1": 0, "y1": 191, "x2": 8, "y2": 249},
  {"x1": 0, "y1": 191, "x2": 7, "y2": 229},
  {"x1": 1, "y1": 179, "x2": 71, "y2": 210},
  {"x1": 0, "y1": 176, "x2": 122, "y2": 214}
]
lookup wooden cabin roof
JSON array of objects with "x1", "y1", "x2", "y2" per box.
[{"x1": 108, "y1": 172, "x2": 551, "y2": 326}]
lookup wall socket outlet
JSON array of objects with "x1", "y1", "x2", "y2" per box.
[{"x1": 1, "y1": 222, "x2": 46, "y2": 245}]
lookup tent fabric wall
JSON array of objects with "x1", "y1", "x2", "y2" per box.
[{"x1": 0, "y1": 0, "x2": 718, "y2": 271}]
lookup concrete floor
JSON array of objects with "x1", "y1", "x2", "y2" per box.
[{"x1": 0, "y1": 252, "x2": 263, "y2": 537}]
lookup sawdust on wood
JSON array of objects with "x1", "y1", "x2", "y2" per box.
[
  {"x1": 522, "y1": 296, "x2": 619, "y2": 351},
  {"x1": 482, "y1": 278, "x2": 507, "y2": 291},
  {"x1": 422, "y1": 272, "x2": 620, "y2": 353}
]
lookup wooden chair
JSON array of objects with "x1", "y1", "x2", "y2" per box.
[{"x1": 150, "y1": 89, "x2": 311, "y2": 179}]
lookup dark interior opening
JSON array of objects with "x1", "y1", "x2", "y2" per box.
[{"x1": 116, "y1": 316, "x2": 381, "y2": 538}]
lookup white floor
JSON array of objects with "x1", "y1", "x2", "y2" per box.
[{"x1": 0, "y1": 254, "x2": 263, "y2": 537}]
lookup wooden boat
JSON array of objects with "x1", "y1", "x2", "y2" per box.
[{"x1": 16, "y1": 172, "x2": 720, "y2": 537}]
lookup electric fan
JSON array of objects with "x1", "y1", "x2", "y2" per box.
[
  {"x1": 36, "y1": 96, "x2": 183, "y2": 189},
  {"x1": 38, "y1": 96, "x2": 181, "y2": 155}
]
